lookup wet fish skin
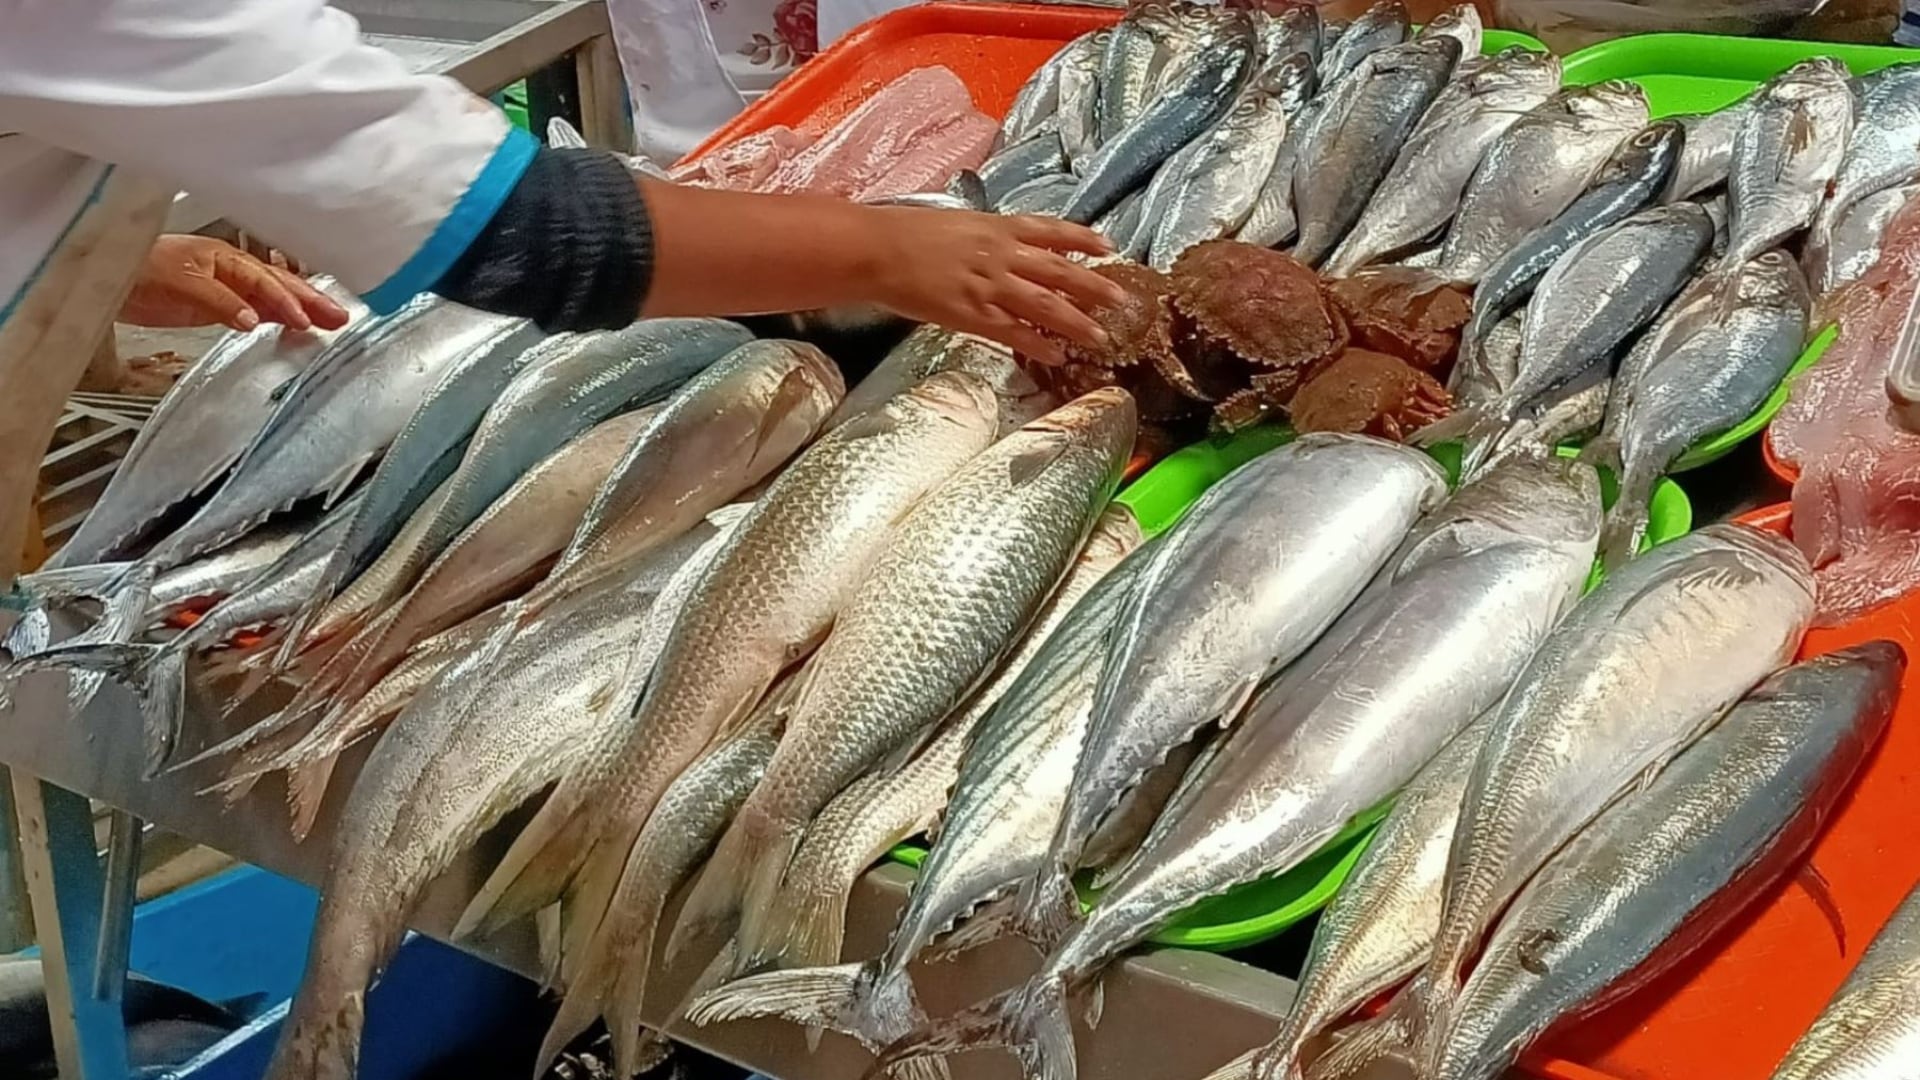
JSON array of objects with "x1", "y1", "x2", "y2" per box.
[
  {"x1": 1439, "y1": 81, "x2": 1651, "y2": 284},
  {"x1": 1318, "y1": 0, "x2": 1408, "y2": 86},
  {"x1": 141, "y1": 522, "x2": 307, "y2": 626},
  {"x1": 49, "y1": 279, "x2": 367, "y2": 570},
  {"x1": 1326, "y1": 46, "x2": 1563, "y2": 276},
  {"x1": 1667, "y1": 100, "x2": 1750, "y2": 202},
  {"x1": 1056, "y1": 30, "x2": 1109, "y2": 172},
  {"x1": 999, "y1": 173, "x2": 1080, "y2": 216},
  {"x1": 1815, "y1": 181, "x2": 1919, "y2": 294},
  {"x1": 679, "y1": 390, "x2": 1137, "y2": 967},
  {"x1": 1769, "y1": 876, "x2": 1920, "y2": 1080},
  {"x1": 1808, "y1": 63, "x2": 1920, "y2": 293},
  {"x1": 1292, "y1": 35, "x2": 1462, "y2": 268},
  {"x1": 1099, "y1": 14, "x2": 1162, "y2": 146},
  {"x1": 1589, "y1": 252, "x2": 1809, "y2": 570},
  {"x1": 1725, "y1": 57, "x2": 1855, "y2": 270},
  {"x1": 1019, "y1": 434, "x2": 1447, "y2": 952},
  {"x1": 1221, "y1": 712, "x2": 1497, "y2": 1080},
  {"x1": 1431, "y1": 643, "x2": 1904, "y2": 1080},
  {"x1": 1255, "y1": 4, "x2": 1322, "y2": 67},
  {"x1": 259, "y1": 522, "x2": 721, "y2": 1080},
  {"x1": 453, "y1": 373, "x2": 1001, "y2": 951},
  {"x1": 979, "y1": 133, "x2": 1069, "y2": 206},
  {"x1": 1149, "y1": 88, "x2": 1293, "y2": 270},
  {"x1": 1416, "y1": 4, "x2": 1481, "y2": 56},
  {"x1": 832, "y1": 326, "x2": 1056, "y2": 439},
  {"x1": 1460, "y1": 121, "x2": 1684, "y2": 368},
  {"x1": 1402, "y1": 524, "x2": 1814, "y2": 1071},
  {"x1": 1001, "y1": 33, "x2": 1080, "y2": 148},
  {"x1": 1059, "y1": 36, "x2": 1250, "y2": 225}
]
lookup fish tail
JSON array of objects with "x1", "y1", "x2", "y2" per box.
[
  {"x1": 739, "y1": 861, "x2": 856, "y2": 972},
  {"x1": 1300, "y1": 1007, "x2": 1417, "y2": 1080},
  {"x1": 872, "y1": 974, "x2": 1074, "y2": 1080},
  {"x1": 0, "y1": 641, "x2": 183, "y2": 773},
  {"x1": 1010, "y1": 865, "x2": 1084, "y2": 955},
  {"x1": 261, "y1": 993, "x2": 364, "y2": 1080},
  {"x1": 687, "y1": 960, "x2": 870, "y2": 1034},
  {"x1": 932, "y1": 895, "x2": 1023, "y2": 959},
  {"x1": 604, "y1": 917, "x2": 672, "y2": 1076},
  {"x1": 1596, "y1": 465, "x2": 1657, "y2": 573},
  {"x1": 667, "y1": 809, "x2": 798, "y2": 971},
  {"x1": 286, "y1": 755, "x2": 340, "y2": 842},
  {"x1": 59, "y1": 563, "x2": 154, "y2": 715},
  {"x1": 535, "y1": 943, "x2": 623, "y2": 1080},
  {"x1": 453, "y1": 781, "x2": 595, "y2": 939}
]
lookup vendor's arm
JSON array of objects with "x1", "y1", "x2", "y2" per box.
[{"x1": 1, "y1": 0, "x2": 1120, "y2": 358}]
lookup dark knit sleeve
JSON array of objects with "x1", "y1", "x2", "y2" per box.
[{"x1": 431, "y1": 147, "x2": 655, "y2": 332}]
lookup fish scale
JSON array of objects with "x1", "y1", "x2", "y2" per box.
[{"x1": 1725, "y1": 58, "x2": 1855, "y2": 270}]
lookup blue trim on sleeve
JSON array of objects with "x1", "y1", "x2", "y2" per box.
[{"x1": 361, "y1": 126, "x2": 540, "y2": 314}]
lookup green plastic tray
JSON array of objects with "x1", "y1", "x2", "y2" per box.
[
  {"x1": 888, "y1": 426, "x2": 1693, "y2": 951},
  {"x1": 1560, "y1": 32, "x2": 1919, "y2": 114}
]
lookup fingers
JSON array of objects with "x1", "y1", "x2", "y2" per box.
[
  {"x1": 214, "y1": 252, "x2": 312, "y2": 331},
  {"x1": 166, "y1": 276, "x2": 260, "y2": 332},
  {"x1": 1004, "y1": 214, "x2": 1113, "y2": 258},
  {"x1": 996, "y1": 278, "x2": 1108, "y2": 353},
  {"x1": 972, "y1": 304, "x2": 1066, "y2": 366},
  {"x1": 267, "y1": 264, "x2": 353, "y2": 330},
  {"x1": 1013, "y1": 247, "x2": 1127, "y2": 311}
]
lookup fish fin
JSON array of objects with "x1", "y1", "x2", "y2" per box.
[
  {"x1": 667, "y1": 811, "x2": 800, "y2": 972},
  {"x1": 686, "y1": 961, "x2": 869, "y2": 1035},
  {"x1": 2, "y1": 605, "x2": 51, "y2": 660},
  {"x1": 1406, "y1": 405, "x2": 1484, "y2": 450},
  {"x1": 1083, "y1": 980, "x2": 1105, "y2": 1029},
  {"x1": 60, "y1": 562, "x2": 155, "y2": 715},
  {"x1": 757, "y1": 364, "x2": 833, "y2": 461},
  {"x1": 536, "y1": 945, "x2": 618, "y2": 1080},
  {"x1": 319, "y1": 455, "x2": 374, "y2": 510},
  {"x1": 454, "y1": 784, "x2": 596, "y2": 939},
  {"x1": 740, "y1": 864, "x2": 854, "y2": 972},
  {"x1": 1796, "y1": 862, "x2": 1847, "y2": 955},
  {"x1": 286, "y1": 755, "x2": 339, "y2": 843},
  {"x1": 260, "y1": 988, "x2": 365, "y2": 1080},
  {"x1": 870, "y1": 975, "x2": 1073, "y2": 1080},
  {"x1": 1300, "y1": 997, "x2": 1419, "y2": 1080},
  {"x1": 932, "y1": 895, "x2": 1022, "y2": 959},
  {"x1": 1595, "y1": 465, "x2": 1657, "y2": 574},
  {"x1": 1010, "y1": 868, "x2": 1083, "y2": 956}
]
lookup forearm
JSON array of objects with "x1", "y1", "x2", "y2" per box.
[{"x1": 637, "y1": 178, "x2": 893, "y2": 317}]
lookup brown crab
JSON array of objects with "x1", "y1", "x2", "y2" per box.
[
  {"x1": 1287, "y1": 348, "x2": 1453, "y2": 441},
  {"x1": 1170, "y1": 241, "x2": 1346, "y2": 407},
  {"x1": 1032, "y1": 260, "x2": 1212, "y2": 427},
  {"x1": 1324, "y1": 267, "x2": 1473, "y2": 376}
]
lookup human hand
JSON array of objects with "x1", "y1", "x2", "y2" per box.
[
  {"x1": 119, "y1": 235, "x2": 352, "y2": 333},
  {"x1": 861, "y1": 208, "x2": 1127, "y2": 365}
]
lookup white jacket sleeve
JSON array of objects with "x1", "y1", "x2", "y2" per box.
[{"x1": 0, "y1": 0, "x2": 540, "y2": 311}]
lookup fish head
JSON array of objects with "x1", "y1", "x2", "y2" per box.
[
  {"x1": 1568, "y1": 80, "x2": 1653, "y2": 129},
  {"x1": 1478, "y1": 45, "x2": 1563, "y2": 94},
  {"x1": 1355, "y1": 0, "x2": 1412, "y2": 37},
  {"x1": 1406, "y1": 450, "x2": 1603, "y2": 571},
  {"x1": 1416, "y1": 4, "x2": 1482, "y2": 56},
  {"x1": 1405, "y1": 32, "x2": 1464, "y2": 76},
  {"x1": 1732, "y1": 250, "x2": 1814, "y2": 316},
  {"x1": 1598, "y1": 119, "x2": 1687, "y2": 192},
  {"x1": 1022, "y1": 387, "x2": 1140, "y2": 476},
  {"x1": 1273, "y1": 4, "x2": 1323, "y2": 63},
  {"x1": 1697, "y1": 522, "x2": 1817, "y2": 594},
  {"x1": 1815, "y1": 641, "x2": 1910, "y2": 719},
  {"x1": 1258, "y1": 51, "x2": 1320, "y2": 113},
  {"x1": 898, "y1": 369, "x2": 1001, "y2": 433}
]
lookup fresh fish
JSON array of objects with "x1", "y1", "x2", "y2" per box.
[
  {"x1": 1095, "y1": 188, "x2": 1149, "y2": 252},
  {"x1": 535, "y1": 672, "x2": 788, "y2": 1080},
  {"x1": 1769, "y1": 876, "x2": 1920, "y2": 1080},
  {"x1": 140, "y1": 522, "x2": 308, "y2": 627},
  {"x1": 1001, "y1": 33, "x2": 1080, "y2": 148},
  {"x1": 1237, "y1": 107, "x2": 1319, "y2": 248},
  {"x1": 1325, "y1": 524, "x2": 1814, "y2": 1080},
  {"x1": 1015, "y1": 434, "x2": 1447, "y2": 952},
  {"x1": 1059, "y1": 36, "x2": 1250, "y2": 225},
  {"x1": 1459, "y1": 121, "x2": 1685, "y2": 369},
  {"x1": 1326, "y1": 47, "x2": 1563, "y2": 276},
  {"x1": 1292, "y1": 35, "x2": 1462, "y2": 268},
  {"x1": 1430, "y1": 643, "x2": 1904, "y2": 1080},
  {"x1": 1210, "y1": 713, "x2": 1498, "y2": 1080},
  {"x1": 877, "y1": 454, "x2": 1596, "y2": 1080},
  {"x1": 1816, "y1": 181, "x2": 1919, "y2": 294},
  {"x1": 452, "y1": 373, "x2": 1001, "y2": 955},
  {"x1": 1318, "y1": 0, "x2": 1408, "y2": 86},
  {"x1": 1586, "y1": 252, "x2": 1810, "y2": 569},
  {"x1": 45, "y1": 279, "x2": 367, "y2": 569},
  {"x1": 1254, "y1": 4, "x2": 1322, "y2": 68},
  {"x1": 673, "y1": 390, "x2": 1137, "y2": 966},
  {"x1": 1099, "y1": 14, "x2": 1163, "y2": 146},
  {"x1": 1482, "y1": 373, "x2": 1611, "y2": 472},
  {"x1": 1808, "y1": 64, "x2": 1920, "y2": 293},
  {"x1": 686, "y1": 520, "x2": 1147, "y2": 1063},
  {"x1": 1434, "y1": 202, "x2": 1714, "y2": 478},
  {"x1": 1056, "y1": 30, "x2": 1109, "y2": 172},
  {"x1": 833, "y1": 325, "x2": 1056, "y2": 438},
  {"x1": 267, "y1": 317, "x2": 547, "y2": 667},
  {"x1": 1724, "y1": 58, "x2": 1855, "y2": 269},
  {"x1": 999, "y1": 173, "x2": 1081, "y2": 216},
  {"x1": 223, "y1": 406, "x2": 669, "y2": 798},
  {"x1": 521, "y1": 339, "x2": 845, "y2": 615},
  {"x1": 258, "y1": 519, "x2": 725, "y2": 1080},
  {"x1": 1148, "y1": 88, "x2": 1293, "y2": 270},
  {"x1": 1417, "y1": 4, "x2": 1481, "y2": 56},
  {"x1": 1124, "y1": 139, "x2": 1210, "y2": 260},
  {"x1": 1667, "y1": 100, "x2": 1751, "y2": 202},
  {"x1": 1439, "y1": 82, "x2": 1651, "y2": 284},
  {"x1": 979, "y1": 133, "x2": 1069, "y2": 206}
]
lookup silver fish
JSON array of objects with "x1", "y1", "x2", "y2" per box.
[
  {"x1": 1149, "y1": 88, "x2": 1294, "y2": 270},
  {"x1": 1816, "y1": 181, "x2": 1919, "y2": 294},
  {"x1": 999, "y1": 173, "x2": 1081, "y2": 216},
  {"x1": 1211, "y1": 712, "x2": 1498, "y2": 1080},
  {"x1": 1439, "y1": 202, "x2": 1715, "y2": 478},
  {"x1": 686, "y1": 518, "x2": 1146, "y2": 1066},
  {"x1": 1587, "y1": 252, "x2": 1809, "y2": 569},
  {"x1": 47, "y1": 278, "x2": 366, "y2": 569},
  {"x1": 834, "y1": 326, "x2": 1056, "y2": 438},
  {"x1": 1725, "y1": 58, "x2": 1855, "y2": 269},
  {"x1": 1417, "y1": 4, "x2": 1482, "y2": 56},
  {"x1": 259, "y1": 518, "x2": 726, "y2": 1080},
  {"x1": 141, "y1": 521, "x2": 308, "y2": 627},
  {"x1": 1460, "y1": 121, "x2": 1685, "y2": 369},
  {"x1": 1254, "y1": 4, "x2": 1322, "y2": 68},
  {"x1": 1002, "y1": 32, "x2": 1082, "y2": 148},
  {"x1": 1100, "y1": 14, "x2": 1163, "y2": 146},
  {"x1": 1016, "y1": 434, "x2": 1447, "y2": 954},
  {"x1": 1292, "y1": 35, "x2": 1462, "y2": 268},
  {"x1": 1326, "y1": 47, "x2": 1563, "y2": 276},
  {"x1": 1095, "y1": 188, "x2": 1150, "y2": 252},
  {"x1": 1430, "y1": 643, "x2": 1904, "y2": 1080},
  {"x1": 1769, "y1": 875, "x2": 1920, "y2": 1080},
  {"x1": 1808, "y1": 64, "x2": 1920, "y2": 293},
  {"x1": 1057, "y1": 30, "x2": 1110, "y2": 172},
  {"x1": 1125, "y1": 138, "x2": 1211, "y2": 259},
  {"x1": 980, "y1": 133, "x2": 1070, "y2": 206},
  {"x1": 1438, "y1": 82, "x2": 1651, "y2": 284},
  {"x1": 1319, "y1": 0, "x2": 1409, "y2": 87},
  {"x1": 1668, "y1": 100, "x2": 1751, "y2": 202},
  {"x1": 1329, "y1": 524, "x2": 1814, "y2": 1079},
  {"x1": 452, "y1": 373, "x2": 1001, "y2": 955},
  {"x1": 674, "y1": 390, "x2": 1137, "y2": 967},
  {"x1": 895, "y1": 454, "x2": 1597, "y2": 1080},
  {"x1": 1060, "y1": 36, "x2": 1251, "y2": 225}
]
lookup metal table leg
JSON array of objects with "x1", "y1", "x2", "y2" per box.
[{"x1": 11, "y1": 772, "x2": 131, "y2": 1080}]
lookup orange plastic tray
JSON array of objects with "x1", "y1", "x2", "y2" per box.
[{"x1": 1518, "y1": 502, "x2": 1920, "y2": 1080}]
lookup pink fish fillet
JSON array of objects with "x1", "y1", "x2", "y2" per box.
[
  {"x1": 672, "y1": 125, "x2": 815, "y2": 189},
  {"x1": 1776, "y1": 194, "x2": 1920, "y2": 622},
  {"x1": 759, "y1": 67, "x2": 993, "y2": 197}
]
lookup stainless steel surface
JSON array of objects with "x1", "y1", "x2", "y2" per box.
[
  {"x1": 91, "y1": 809, "x2": 140, "y2": 1000},
  {"x1": 0, "y1": 663, "x2": 1302, "y2": 1080}
]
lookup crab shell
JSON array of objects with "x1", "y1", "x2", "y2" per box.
[
  {"x1": 1288, "y1": 348, "x2": 1453, "y2": 441},
  {"x1": 1170, "y1": 241, "x2": 1347, "y2": 406},
  {"x1": 1324, "y1": 267, "x2": 1473, "y2": 376}
]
